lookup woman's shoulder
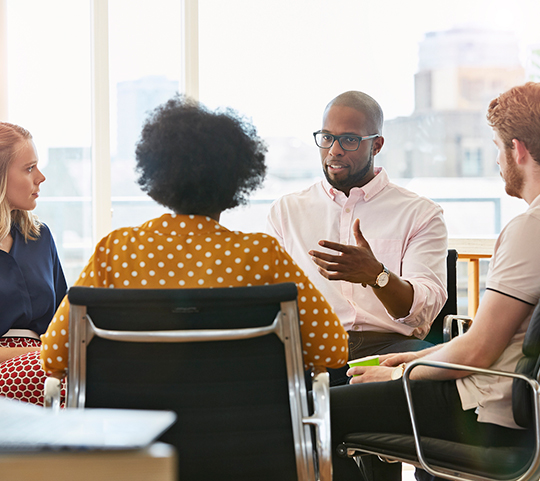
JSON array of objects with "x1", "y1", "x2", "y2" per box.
[
  {"x1": 220, "y1": 229, "x2": 287, "y2": 260},
  {"x1": 15, "y1": 221, "x2": 52, "y2": 244},
  {"x1": 37, "y1": 222, "x2": 51, "y2": 237},
  {"x1": 94, "y1": 224, "x2": 138, "y2": 246},
  {"x1": 227, "y1": 229, "x2": 281, "y2": 247}
]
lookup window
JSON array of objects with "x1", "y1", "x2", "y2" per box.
[
  {"x1": 108, "y1": 0, "x2": 184, "y2": 231},
  {"x1": 6, "y1": 0, "x2": 92, "y2": 283},
  {"x1": 196, "y1": 0, "x2": 540, "y2": 312},
  {"x1": 197, "y1": 0, "x2": 540, "y2": 238},
  {"x1": 5, "y1": 0, "x2": 185, "y2": 284},
  {"x1": 5, "y1": 0, "x2": 540, "y2": 306},
  {"x1": 462, "y1": 146, "x2": 483, "y2": 177}
]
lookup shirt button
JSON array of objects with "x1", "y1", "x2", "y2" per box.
[{"x1": 345, "y1": 208, "x2": 351, "y2": 213}]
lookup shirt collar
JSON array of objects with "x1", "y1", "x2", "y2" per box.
[
  {"x1": 528, "y1": 193, "x2": 540, "y2": 210},
  {"x1": 322, "y1": 167, "x2": 389, "y2": 203},
  {"x1": 138, "y1": 213, "x2": 230, "y2": 236}
]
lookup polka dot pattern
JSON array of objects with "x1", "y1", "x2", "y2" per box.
[
  {"x1": 42, "y1": 214, "x2": 348, "y2": 373},
  {"x1": 0, "y1": 338, "x2": 66, "y2": 406}
]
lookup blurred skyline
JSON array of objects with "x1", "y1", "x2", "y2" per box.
[
  {"x1": 5, "y1": 0, "x2": 539, "y2": 286},
  {"x1": 5, "y1": 0, "x2": 540, "y2": 163}
]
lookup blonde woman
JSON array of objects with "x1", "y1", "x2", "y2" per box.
[{"x1": 0, "y1": 122, "x2": 67, "y2": 404}]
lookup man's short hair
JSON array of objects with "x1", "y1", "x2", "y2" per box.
[
  {"x1": 487, "y1": 82, "x2": 540, "y2": 165},
  {"x1": 325, "y1": 91, "x2": 384, "y2": 135}
]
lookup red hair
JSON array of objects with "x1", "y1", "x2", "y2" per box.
[{"x1": 487, "y1": 82, "x2": 540, "y2": 164}]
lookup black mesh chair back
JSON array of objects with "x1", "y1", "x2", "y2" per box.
[
  {"x1": 424, "y1": 249, "x2": 458, "y2": 345},
  {"x1": 514, "y1": 301, "x2": 540, "y2": 428},
  {"x1": 66, "y1": 283, "x2": 328, "y2": 481}
]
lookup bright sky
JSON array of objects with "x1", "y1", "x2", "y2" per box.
[
  {"x1": 198, "y1": 0, "x2": 540, "y2": 136},
  {"x1": 6, "y1": 0, "x2": 540, "y2": 155}
]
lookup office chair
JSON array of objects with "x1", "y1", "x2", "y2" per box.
[
  {"x1": 62, "y1": 283, "x2": 331, "y2": 481},
  {"x1": 337, "y1": 300, "x2": 540, "y2": 481},
  {"x1": 425, "y1": 249, "x2": 472, "y2": 345}
]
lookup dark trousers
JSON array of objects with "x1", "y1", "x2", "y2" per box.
[
  {"x1": 330, "y1": 379, "x2": 531, "y2": 481},
  {"x1": 321, "y1": 330, "x2": 433, "y2": 480},
  {"x1": 305, "y1": 330, "x2": 434, "y2": 480}
]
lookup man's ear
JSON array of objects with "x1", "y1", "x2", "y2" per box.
[
  {"x1": 512, "y1": 139, "x2": 529, "y2": 165},
  {"x1": 372, "y1": 136, "x2": 384, "y2": 156}
]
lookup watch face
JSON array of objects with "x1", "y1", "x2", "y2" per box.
[
  {"x1": 377, "y1": 272, "x2": 389, "y2": 287},
  {"x1": 391, "y1": 366, "x2": 403, "y2": 380}
]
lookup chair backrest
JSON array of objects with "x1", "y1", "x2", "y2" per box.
[
  {"x1": 67, "y1": 283, "x2": 316, "y2": 481},
  {"x1": 513, "y1": 300, "x2": 540, "y2": 429},
  {"x1": 424, "y1": 249, "x2": 458, "y2": 345}
]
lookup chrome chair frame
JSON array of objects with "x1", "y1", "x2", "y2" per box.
[
  {"x1": 443, "y1": 314, "x2": 473, "y2": 342},
  {"x1": 65, "y1": 284, "x2": 331, "y2": 481},
  {"x1": 340, "y1": 359, "x2": 540, "y2": 481}
]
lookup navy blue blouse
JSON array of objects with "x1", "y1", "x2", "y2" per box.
[{"x1": 0, "y1": 223, "x2": 67, "y2": 336}]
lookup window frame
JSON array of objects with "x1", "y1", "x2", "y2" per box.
[{"x1": 90, "y1": 0, "x2": 199, "y2": 244}]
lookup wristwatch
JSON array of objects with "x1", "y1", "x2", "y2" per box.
[
  {"x1": 370, "y1": 264, "x2": 390, "y2": 289},
  {"x1": 391, "y1": 363, "x2": 406, "y2": 380}
]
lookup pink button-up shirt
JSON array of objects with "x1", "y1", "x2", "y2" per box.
[{"x1": 266, "y1": 168, "x2": 448, "y2": 338}]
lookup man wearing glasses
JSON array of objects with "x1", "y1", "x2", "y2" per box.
[{"x1": 266, "y1": 91, "x2": 448, "y2": 386}]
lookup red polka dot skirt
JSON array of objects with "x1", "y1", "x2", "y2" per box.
[{"x1": 0, "y1": 337, "x2": 66, "y2": 407}]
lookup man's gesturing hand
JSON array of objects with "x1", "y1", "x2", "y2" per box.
[{"x1": 309, "y1": 218, "x2": 382, "y2": 285}]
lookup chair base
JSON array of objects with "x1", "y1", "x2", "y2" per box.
[{"x1": 338, "y1": 433, "x2": 533, "y2": 481}]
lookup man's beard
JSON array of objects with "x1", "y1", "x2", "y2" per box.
[
  {"x1": 323, "y1": 150, "x2": 373, "y2": 193},
  {"x1": 502, "y1": 149, "x2": 524, "y2": 199}
]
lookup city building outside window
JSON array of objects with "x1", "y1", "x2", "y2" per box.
[{"x1": 4, "y1": 0, "x2": 540, "y2": 311}]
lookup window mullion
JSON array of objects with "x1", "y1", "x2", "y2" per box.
[
  {"x1": 91, "y1": 0, "x2": 112, "y2": 244},
  {"x1": 183, "y1": 0, "x2": 199, "y2": 100},
  {"x1": 0, "y1": 0, "x2": 7, "y2": 119}
]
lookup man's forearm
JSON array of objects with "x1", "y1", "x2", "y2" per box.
[
  {"x1": 373, "y1": 271, "x2": 414, "y2": 319},
  {"x1": 407, "y1": 335, "x2": 482, "y2": 381}
]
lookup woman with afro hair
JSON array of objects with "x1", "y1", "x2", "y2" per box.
[{"x1": 42, "y1": 95, "x2": 348, "y2": 377}]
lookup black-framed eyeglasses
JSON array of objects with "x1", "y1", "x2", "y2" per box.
[{"x1": 313, "y1": 131, "x2": 380, "y2": 151}]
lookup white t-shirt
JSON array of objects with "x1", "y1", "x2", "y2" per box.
[{"x1": 457, "y1": 195, "x2": 540, "y2": 429}]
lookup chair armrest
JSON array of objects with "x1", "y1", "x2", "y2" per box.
[
  {"x1": 442, "y1": 315, "x2": 472, "y2": 342},
  {"x1": 402, "y1": 360, "x2": 540, "y2": 481},
  {"x1": 43, "y1": 376, "x2": 61, "y2": 413},
  {"x1": 303, "y1": 366, "x2": 332, "y2": 481}
]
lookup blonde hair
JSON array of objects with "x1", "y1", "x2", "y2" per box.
[{"x1": 0, "y1": 122, "x2": 41, "y2": 242}]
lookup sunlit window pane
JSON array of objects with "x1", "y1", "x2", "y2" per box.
[
  {"x1": 199, "y1": 0, "x2": 540, "y2": 238},
  {"x1": 108, "y1": 0, "x2": 183, "y2": 230},
  {"x1": 7, "y1": 0, "x2": 92, "y2": 285}
]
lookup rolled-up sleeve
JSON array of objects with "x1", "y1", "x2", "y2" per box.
[{"x1": 393, "y1": 208, "x2": 448, "y2": 337}]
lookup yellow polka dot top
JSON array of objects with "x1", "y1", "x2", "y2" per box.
[{"x1": 41, "y1": 213, "x2": 349, "y2": 374}]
